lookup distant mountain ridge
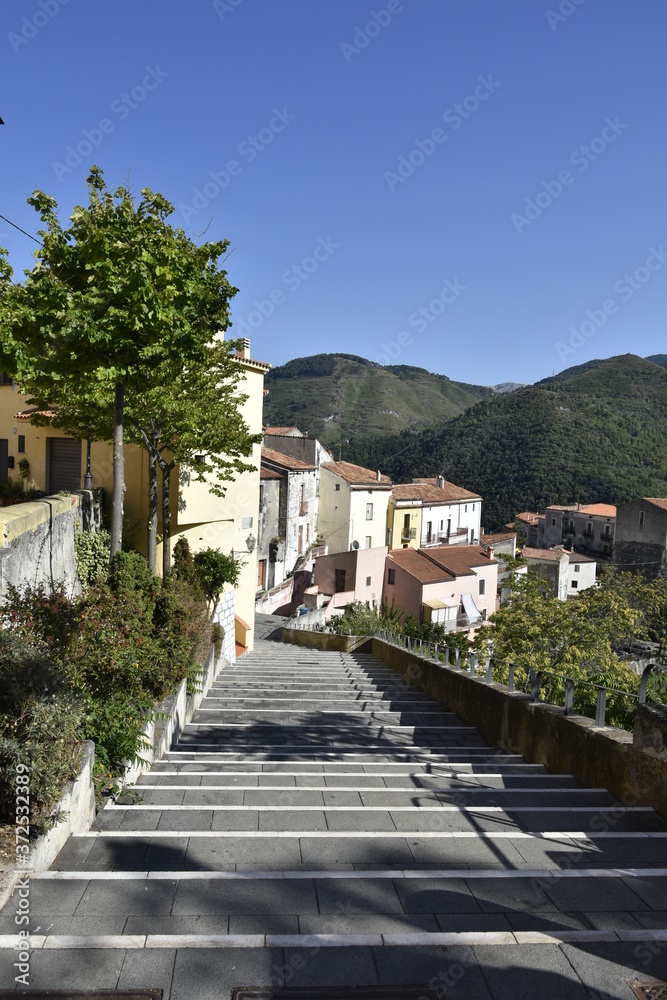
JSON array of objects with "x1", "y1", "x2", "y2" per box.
[
  {"x1": 263, "y1": 353, "x2": 492, "y2": 445},
  {"x1": 344, "y1": 354, "x2": 667, "y2": 529}
]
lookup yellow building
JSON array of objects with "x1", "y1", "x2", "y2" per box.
[
  {"x1": 0, "y1": 339, "x2": 268, "y2": 653},
  {"x1": 386, "y1": 494, "x2": 422, "y2": 550}
]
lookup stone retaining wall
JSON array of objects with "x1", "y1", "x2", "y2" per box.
[{"x1": 283, "y1": 627, "x2": 667, "y2": 819}]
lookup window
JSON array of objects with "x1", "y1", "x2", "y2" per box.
[
  {"x1": 334, "y1": 569, "x2": 346, "y2": 592},
  {"x1": 571, "y1": 580, "x2": 578, "y2": 589},
  {"x1": 387, "y1": 568, "x2": 395, "y2": 585},
  {"x1": 335, "y1": 483, "x2": 340, "y2": 491},
  {"x1": 366, "y1": 503, "x2": 373, "y2": 520},
  {"x1": 552, "y1": 518, "x2": 556, "y2": 527},
  {"x1": 0, "y1": 373, "x2": 12, "y2": 386},
  {"x1": 478, "y1": 578, "x2": 485, "y2": 596},
  {"x1": 365, "y1": 535, "x2": 372, "y2": 548},
  {"x1": 574, "y1": 564, "x2": 580, "y2": 573},
  {"x1": 18, "y1": 436, "x2": 25, "y2": 453},
  {"x1": 366, "y1": 576, "x2": 371, "y2": 587},
  {"x1": 242, "y1": 516, "x2": 253, "y2": 529},
  {"x1": 465, "y1": 504, "x2": 468, "y2": 512},
  {"x1": 639, "y1": 511, "x2": 645, "y2": 527},
  {"x1": 194, "y1": 454, "x2": 205, "y2": 464}
]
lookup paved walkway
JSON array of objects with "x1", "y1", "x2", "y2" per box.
[{"x1": 1, "y1": 621, "x2": 667, "y2": 997}]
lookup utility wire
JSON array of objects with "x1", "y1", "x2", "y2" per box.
[{"x1": 0, "y1": 212, "x2": 42, "y2": 245}]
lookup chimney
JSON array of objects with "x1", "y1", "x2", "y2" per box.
[
  {"x1": 236, "y1": 338, "x2": 251, "y2": 360},
  {"x1": 437, "y1": 475, "x2": 445, "y2": 489},
  {"x1": 376, "y1": 470, "x2": 381, "y2": 481}
]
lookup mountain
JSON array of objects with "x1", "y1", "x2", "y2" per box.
[
  {"x1": 345, "y1": 354, "x2": 667, "y2": 530},
  {"x1": 490, "y1": 382, "x2": 528, "y2": 394},
  {"x1": 646, "y1": 354, "x2": 667, "y2": 369},
  {"x1": 262, "y1": 354, "x2": 492, "y2": 445}
]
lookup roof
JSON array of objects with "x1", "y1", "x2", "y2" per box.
[
  {"x1": 523, "y1": 546, "x2": 567, "y2": 562},
  {"x1": 409, "y1": 478, "x2": 481, "y2": 502},
  {"x1": 579, "y1": 503, "x2": 617, "y2": 518},
  {"x1": 643, "y1": 498, "x2": 667, "y2": 512},
  {"x1": 322, "y1": 461, "x2": 392, "y2": 488},
  {"x1": 480, "y1": 532, "x2": 517, "y2": 546},
  {"x1": 392, "y1": 482, "x2": 481, "y2": 505},
  {"x1": 236, "y1": 356, "x2": 271, "y2": 371},
  {"x1": 568, "y1": 552, "x2": 597, "y2": 563},
  {"x1": 387, "y1": 548, "x2": 452, "y2": 584},
  {"x1": 420, "y1": 544, "x2": 496, "y2": 577},
  {"x1": 515, "y1": 511, "x2": 542, "y2": 525},
  {"x1": 547, "y1": 505, "x2": 579, "y2": 512},
  {"x1": 261, "y1": 446, "x2": 315, "y2": 471},
  {"x1": 264, "y1": 426, "x2": 302, "y2": 437},
  {"x1": 14, "y1": 408, "x2": 57, "y2": 420},
  {"x1": 260, "y1": 467, "x2": 282, "y2": 481}
]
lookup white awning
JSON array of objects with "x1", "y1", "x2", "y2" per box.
[
  {"x1": 422, "y1": 597, "x2": 459, "y2": 610},
  {"x1": 461, "y1": 592, "x2": 482, "y2": 622}
]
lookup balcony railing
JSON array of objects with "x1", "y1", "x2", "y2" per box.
[{"x1": 401, "y1": 527, "x2": 417, "y2": 540}]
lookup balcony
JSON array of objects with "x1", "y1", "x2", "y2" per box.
[{"x1": 401, "y1": 527, "x2": 417, "y2": 541}]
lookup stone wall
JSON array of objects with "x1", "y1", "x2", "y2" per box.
[
  {"x1": 0, "y1": 490, "x2": 97, "y2": 601},
  {"x1": 214, "y1": 589, "x2": 236, "y2": 665}
]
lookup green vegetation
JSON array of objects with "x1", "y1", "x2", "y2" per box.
[
  {"x1": 263, "y1": 353, "x2": 492, "y2": 448},
  {"x1": 0, "y1": 166, "x2": 258, "y2": 571},
  {"x1": 0, "y1": 551, "x2": 214, "y2": 823},
  {"x1": 74, "y1": 527, "x2": 111, "y2": 591},
  {"x1": 346, "y1": 354, "x2": 667, "y2": 529}
]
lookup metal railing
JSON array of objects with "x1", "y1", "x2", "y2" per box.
[{"x1": 286, "y1": 620, "x2": 666, "y2": 729}]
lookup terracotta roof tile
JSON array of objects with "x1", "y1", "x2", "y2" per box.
[
  {"x1": 420, "y1": 544, "x2": 495, "y2": 576},
  {"x1": 322, "y1": 461, "x2": 392, "y2": 487},
  {"x1": 515, "y1": 511, "x2": 542, "y2": 525},
  {"x1": 579, "y1": 503, "x2": 616, "y2": 517},
  {"x1": 480, "y1": 532, "x2": 517, "y2": 546},
  {"x1": 14, "y1": 408, "x2": 57, "y2": 420},
  {"x1": 643, "y1": 498, "x2": 667, "y2": 511},
  {"x1": 264, "y1": 426, "x2": 302, "y2": 436},
  {"x1": 568, "y1": 552, "x2": 597, "y2": 563},
  {"x1": 392, "y1": 482, "x2": 481, "y2": 504},
  {"x1": 388, "y1": 549, "x2": 453, "y2": 583},
  {"x1": 523, "y1": 546, "x2": 567, "y2": 562},
  {"x1": 261, "y1": 446, "x2": 315, "y2": 471},
  {"x1": 260, "y1": 467, "x2": 282, "y2": 480},
  {"x1": 410, "y1": 478, "x2": 481, "y2": 502}
]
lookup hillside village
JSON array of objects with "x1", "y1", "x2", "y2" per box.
[{"x1": 3, "y1": 340, "x2": 665, "y2": 659}]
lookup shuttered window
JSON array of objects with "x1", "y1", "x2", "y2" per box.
[{"x1": 47, "y1": 438, "x2": 81, "y2": 494}]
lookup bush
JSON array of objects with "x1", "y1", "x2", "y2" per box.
[
  {"x1": 2, "y1": 552, "x2": 213, "y2": 797},
  {"x1": 74, "y1": 527, "x2": 111, "y2": 591},
  {"x1": 0, "y1": 634, "x2": 84, "y2": 833}
]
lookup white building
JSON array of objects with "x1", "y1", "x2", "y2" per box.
[
  {"x1": 401, "y1": 477, "x2": 482, "y2": 547},
  {"x1": 256, "y1": 446, "x2": 318, "y2": 592},
  {"x1": 318, "y1": 461, "x2": 393, "y2": 554},
  {"x1": 523, "y1": 546, "x2": 596, "y2": 601}
]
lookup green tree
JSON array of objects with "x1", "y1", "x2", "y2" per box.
[{"x1": 0, "y1": 167, "x2": 242, "y2": 560}]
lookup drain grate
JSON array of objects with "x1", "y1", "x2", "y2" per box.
[
  {"x1": 232, "y1": 989, "x2": 439, "y2": 1000},
  {"x1": 629, "y1": 982, "x2": 667, "y2": 1000},
  {"x1": 1, "y1": 993, "x2": 162, "y2": 1000}
]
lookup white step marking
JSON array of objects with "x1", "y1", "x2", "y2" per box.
[
  {"x1": 105, "y1": 803, "x2": 653, "y2": 813},
  {"x1": 130, "y1": 784, "x2": 606, "y2": 793},
  {"x1": 33, "y1": 866, "x2": 667, "y2": 881},
  {"x1": 75, "y1": 830, "x2": 667, "y2": 840},
  {"x1": 2, "y1": 929, "x2": 666, "y2": 950}
]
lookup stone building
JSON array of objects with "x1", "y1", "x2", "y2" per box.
[{"x1": 614, "y1": 498, "x2": 667, "y2": 579}]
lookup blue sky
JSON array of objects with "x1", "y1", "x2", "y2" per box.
[{"x1": 1, "y1": 0, "x2": 665, "y2": 385}]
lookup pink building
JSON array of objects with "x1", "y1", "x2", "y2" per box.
[
  {"x1": 310, "y1": 546, "x2": 389, "y2": 614},
  {"x1": 383, "y1": 545, "x2": 498, "y2": 629}
]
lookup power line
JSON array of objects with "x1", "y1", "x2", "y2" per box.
[{"x1": 0, "y1": 213, "x2": 42, "y2": 246}]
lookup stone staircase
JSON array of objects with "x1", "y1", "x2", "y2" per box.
[{"x1": 1, "y1": 631, "x2": 666, "y2": 998}]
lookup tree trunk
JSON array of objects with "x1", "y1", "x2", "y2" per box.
[
  {"x1": 147, "y1": 445, "x2": 158, "y2": 573},
  {"x1": 159, "y1": 457, "x2": 174, "y2": 578},
  {"x1": 110, "y1": 382, "x2": 125, "y2": 560}
]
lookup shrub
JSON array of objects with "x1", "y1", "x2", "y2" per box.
[
  {"x1": 74, "y1": 527, "x2": 111, "y2": 591},
  {"x1": 0, "y1": 634, "x2": 84, "y2": 833},
  {"x1": 193, "y1": 547, "x2": 242, "y2": 607}
]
